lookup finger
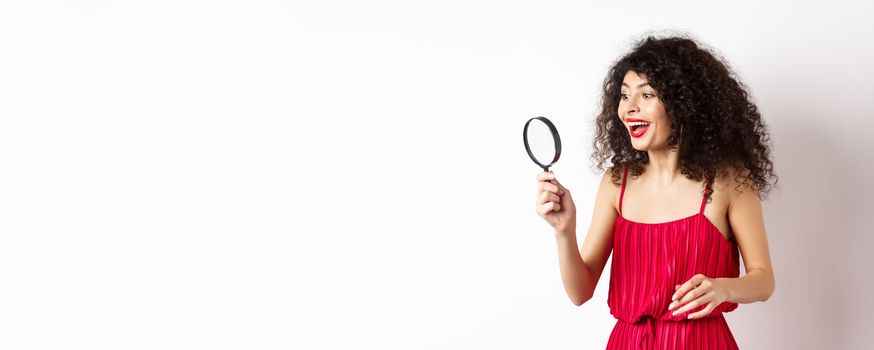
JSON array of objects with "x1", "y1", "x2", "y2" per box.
[
  {"x1": 687, "y1": 302, "x2": 716, "y2": 320},
  {"x1": 535, "y1": 182, "x2": 548, "y2": 197},
  {"x1": 539, "y1": 181, "x2": 563, "y2": 195},
  {"x1": 537, "y1": 204, "x2": 549, "y2": 216},
  {"x1": 677, "y1": 283, "x2": 712, "y2": 306},
  {"x1": 672, "y1": 291, "x2": 713, "y2": 316},
  {"x1": 672, "y1": 282, "x2": 693, "y2": 302},
  {"x1": 540, "y1": 201, "x2": 561, "y2": 213},
  {"x1": 550, "y1": 178, "x2": 567, "y2": 192},
  {"x1": 537, "y1": 183, "x2": 564, "y2": 198},
  {"x1": 536, "y1": 171, "x2": 556, "y2": 181},
  {"x1": 671, "y1": 274, "x2": 705, "y2": 301},
  {"x1": 548, "y1": 177, "x2": 566, "y2": 191},
  {"x1": 537, "y1": 191, "x2": 561, "y2": 205},
  {"x1": 537, "y1": 201, "x2": 560, "y2": 215},
  {"x1": 671, "y1": 284, "x2": 699, "y2": 308},
  {"x1": 672, "y1": 284, "x2": 709, "y2": 309},
  {"x1": 669, "y1": 285, "x2": 711, "y2": 311},
  {"x1": 553, "y1": 182, "x2": 568, "y2": 196}
]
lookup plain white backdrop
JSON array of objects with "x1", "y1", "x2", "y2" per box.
[{"x1": 1, "y1": 1, "x2": 873, "y2": 349}]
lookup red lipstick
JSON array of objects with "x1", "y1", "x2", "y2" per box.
[{"x1": 625, "y1": 118, "x2": 651, "y2": 138}]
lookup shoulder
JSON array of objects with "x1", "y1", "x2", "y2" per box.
[
  {"x1": 600, "y1": 166, "x2": 623, "y2": 190},
  {"x1": 713, "y1": 161, "x2": 758, "y2": 206}
]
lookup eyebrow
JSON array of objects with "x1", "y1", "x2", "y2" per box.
[{"x1": 621, "y1": 82, "x2": 650, "y2": 88}]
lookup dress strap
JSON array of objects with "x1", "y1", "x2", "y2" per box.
[
  {"x1": 619, "y1": 166, "x2": 629, "y2": 216},
  {"x1": 699, "y1": 177, "x2": 712, "y2": 214}
]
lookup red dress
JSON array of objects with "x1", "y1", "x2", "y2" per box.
[{"x1": 606, "y1": 166, "x2": 741, "y2": 349}]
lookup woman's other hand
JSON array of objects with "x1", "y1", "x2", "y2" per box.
[{"x1": 668, "y1": 274, "x2": 731, "y2": 319}]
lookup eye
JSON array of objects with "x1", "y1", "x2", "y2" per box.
[
  {"x1": 620, "y1": 93, "x2": 629, "y2": 100},
  {"x1": 643, "y1": 93, "x2": 654, "y2": 99}
]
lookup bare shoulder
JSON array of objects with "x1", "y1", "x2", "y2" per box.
[
  {"x1": 600, "y1": 166, "x2": 622, "y2": 189},
  {"x1": 712, "y1": 162, "x2": 759, "y2": 208}
]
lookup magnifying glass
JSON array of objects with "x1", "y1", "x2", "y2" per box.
[{"x1": 523, "y1": 116, "x2": 562, "y2": 172}]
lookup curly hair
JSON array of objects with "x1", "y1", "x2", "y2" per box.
[{"x1": 591, "y1": 33, "x2": 778, "y2": 201}]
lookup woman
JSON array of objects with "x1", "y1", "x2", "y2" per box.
[{"x1": 535, "y1": 34, "x2": 777, "y2": 349}]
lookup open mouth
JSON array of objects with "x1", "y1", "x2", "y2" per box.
[{"x1": 629, "y1": 121, "x2": 651, "y2": 137}]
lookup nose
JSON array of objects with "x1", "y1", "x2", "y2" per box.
[{"x1": 622, "y1": 98, "x2": 639, "y2": 119}]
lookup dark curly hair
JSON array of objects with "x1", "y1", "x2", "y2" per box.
[{"x1": 591, "y1": 33, "x2": 778, "y2": 201}]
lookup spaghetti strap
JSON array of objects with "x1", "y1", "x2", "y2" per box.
[
  {"x1": 619, "y1": 166, "x2": 629, "y2": 216},
  {"x1": 699, "y1": 178, "x2": 712, "y2": 214}
]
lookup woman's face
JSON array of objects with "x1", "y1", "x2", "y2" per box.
[{"x1": 618, "y1": 70, "x2": 672, "y2": 151}]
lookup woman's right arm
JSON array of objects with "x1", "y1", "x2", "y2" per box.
[{"x1": 538, "y1": 170, "x2": 617, "y2": 306}]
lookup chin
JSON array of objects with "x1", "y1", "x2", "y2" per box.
[
  {"x1": 630, "y1": 140, "x2": 650, "y2": 151},
  {"x1": 630, "y1": 139, "x2": 667, "y2": 152}
]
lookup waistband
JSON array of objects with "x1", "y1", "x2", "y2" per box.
[{"x1": 609, "y1": 315, "x2": 735, "y2": 350}]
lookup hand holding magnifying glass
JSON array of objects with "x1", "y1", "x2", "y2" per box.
[{"x1": 524, "y1": 116, "x2": 577, "y2": 234}]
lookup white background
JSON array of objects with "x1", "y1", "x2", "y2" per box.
[{"x1": 1, "y1": 1, "x2": 873, "y2": 349}]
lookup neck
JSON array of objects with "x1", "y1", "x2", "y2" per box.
[{"x1": 644, "y1": 147, "x2": 682, "y2": 187}]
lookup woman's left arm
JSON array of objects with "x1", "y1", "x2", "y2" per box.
[{"x1": 668, "y1": 179, "x2": 776, "y2": 319}]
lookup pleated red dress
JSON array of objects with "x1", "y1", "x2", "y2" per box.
[{"x1": 605, "y1": 166, "x2": 741, "y2": 349}]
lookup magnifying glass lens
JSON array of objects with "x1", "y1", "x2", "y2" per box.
[
  {"x1": 523, "y1": 116, "x2": 562, "y2": 172},
  {"x1": 527, "y1": 120, "x2": 557, "y2": 165}
]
